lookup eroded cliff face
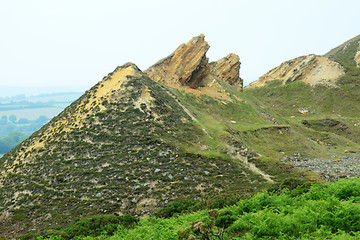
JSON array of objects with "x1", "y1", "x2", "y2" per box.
[
  {"x1": 145, "y1": 34, "x2": 210, "y2": 89},
  {"x1": 247, "y1": 54, "x2": 345, "y2": 88},
  {"x1": 210, "y1": 53, "x2": 243, "y2": 91}
]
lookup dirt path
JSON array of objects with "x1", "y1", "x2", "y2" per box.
[{"x1": 162, "y1": 85, "x2": 273, "y2": 182}]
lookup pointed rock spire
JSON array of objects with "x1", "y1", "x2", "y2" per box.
[{"x1": 145, "y1": 34, "x2": 210, "y2": 89}]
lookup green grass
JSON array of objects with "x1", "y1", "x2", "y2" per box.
[{"x1": 26, "y1": 178, "x2": 360, "y2": 240}]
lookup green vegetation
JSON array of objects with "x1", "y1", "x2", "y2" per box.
[
  {"x1": 0, "y1": 131, "x2": 27, "y2": 154},
  {"x1": 22, "y1": 178, "x2": 360, "y2": 239}
]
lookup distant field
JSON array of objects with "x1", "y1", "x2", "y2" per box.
[
  {"x1": 0, "y1": 92, "x2": 81, "y2": 121},
  {"x1": 0, "y1": 154, "x2": 3, "y2": 158},
  {"x1": 0, "y1": 92, "x2": 82, "y2": 155},
  {"x1": 0, "y1": 106, "x2": 67, "y2": 120}
]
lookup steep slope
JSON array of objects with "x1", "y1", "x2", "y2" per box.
[
  {"x1": 0, "y1": 61, "x2": 286, "y2": 237},
  {"x1": 324, "y1": 34, "x2": 360, "y2": 66}
]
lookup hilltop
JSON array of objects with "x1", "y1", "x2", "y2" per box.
[
  {"x1": 248, "y1": 34, "x2": 360, "y2": 88},
  {"x1": 0, "y1": 34, "x2": 360, "y2": 238}
]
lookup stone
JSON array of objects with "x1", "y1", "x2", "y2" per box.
[
  {"x1": 210, "y1": 53, "x2": 243, "y2": 91},
  {"x1": 355, "y1": 49, "x2": 360, "y2": 67},
  {"x1": 145, "y1": 34, "x2": 210, "y2": 89},
  {"x1": 298, "y1": 108, "x2": 309, "y2": 115}
]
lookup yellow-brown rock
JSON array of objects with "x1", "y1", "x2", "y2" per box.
[
  {"x1": 247, "y1": 54, "x2": 345, "y2": 88},
  {"x1": 355, "y1": 50, "x2": 360, "y2": 67},
  {"x1": 145, "y1": 34, "x2": 210, "y2": 89},
  {"x1": 210, "y1": 53, "x2": 243, "y2": 91}
]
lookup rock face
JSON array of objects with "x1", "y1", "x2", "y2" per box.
[
  {"x1": 145, "y1": 34, "x2": 210, "y2": 89},
  {"x1": 210, "y1": 53, "x2": 243, "y2": 91},
  {"x1": 145, "y1": 34, "x2": 243, "y2": 91},
  {"x1": 247, "y1": 54, "x2": 345, "y2": 88}
]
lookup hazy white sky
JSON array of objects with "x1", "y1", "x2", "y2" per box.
[{"x1": 0, "y1": 0, "x2": 359, "y2": 94}]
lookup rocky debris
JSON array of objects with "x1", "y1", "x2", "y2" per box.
[
  {"x1": 210, "y1": 53, "x2": 243, "y2": 91},
  {"x1": 298, "y1": 108, "x2": 309, "y2": 115},
  {"x1": 145, "y1": 34, "x2": 210, "y2": 89},
  {"x1": 226, "y1": 137, "x2": 258, "y2": 161},
  {"x1": 260, "y1": 111, "x2": 281, "y2": 125},
  {"x1": 247, "y1": 54, "x2": 345, "y2": 88},
  {"x1": 282, "y1": 152, "x2": 360, "y2": 182}
]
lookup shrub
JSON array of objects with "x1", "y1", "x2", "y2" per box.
[
  {"x1": 154, "y1": 200, "x2": 199, "y2": 218},
  {"x1": 60, "y1": 214, "x2": 138, "y2": 239}
]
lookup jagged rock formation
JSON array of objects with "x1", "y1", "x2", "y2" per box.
[
  {"x1": 247, "y1": 54, "x2": 345, "y2": 88},
  {"x1": 145, "y1": 34, "x2": 210, "y2": 89},
  {"x1": 210, "y1": 53, "x2": 243, "y2": 91},
  {"x1": 145, "y1": 34, "x2": 243, "y2": 92}
]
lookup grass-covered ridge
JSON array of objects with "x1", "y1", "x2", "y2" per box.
[{"x1": 22, "y1": 177, "x2": 360, "y2": 239}]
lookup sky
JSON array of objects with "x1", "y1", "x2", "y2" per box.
[{"x1": 0, "y1": 0, "x2": 359, "y2": 96}]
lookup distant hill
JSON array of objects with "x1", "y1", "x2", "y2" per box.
[{"x1": 248, "y1": 34, "x2": 360, "y2": 88}]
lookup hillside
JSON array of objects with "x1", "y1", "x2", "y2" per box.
[
  {"x1": 248, "y1": 34, "x2": 360, "y2": 88},
  {"x1": 247, "y1": 54, "x2": 344, "y2": 88},
  {"x1": 0, "y1": 61, "x2": 298, "y2": 237},
  {"x1": 1, "y1": 34, "x2": 360, "y2": 238},
  {"x1": 243, "y1": 34, "x2": 360, "y2": 180}
]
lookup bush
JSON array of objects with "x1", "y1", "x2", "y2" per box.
[
  {"x1": 60, "y1": 214, "x2": 138, "y2": 239},
  {"x1": 154, "y1": 200, "x2": 199, "y2": 218}
]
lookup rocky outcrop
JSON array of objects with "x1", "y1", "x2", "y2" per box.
[
  {"x1": 210, "y1": 53, "x2": 243, "y2": 91},
  {"x1": 145, "y1": 34, "x2": 244, "y2": 92},
  {"x1": 355, "y1": 48, "x2": 360, "y2": 67},
  {"x1": 145, "y1": 34, "x2": 210, "y2": 89},
  {"x1": 247, "y1": 54, "x2": 345, "y2": 88}
]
